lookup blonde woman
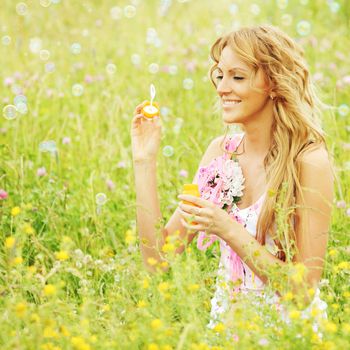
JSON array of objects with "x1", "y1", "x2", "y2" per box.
[{"x1": 131, "y1": 25, "x2": 334, "y2": 333}]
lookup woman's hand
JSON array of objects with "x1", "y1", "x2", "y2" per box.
[
  {"x1": 177, "y1": 194, "x2": 237, "y2": 241},
  {"x1": 130, "y1": 100, "x2": 162, "y2": 163}
]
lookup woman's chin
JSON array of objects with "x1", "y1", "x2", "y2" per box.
[{"x1": 222, "y1": 112, "x2": 244, "y2": 124}]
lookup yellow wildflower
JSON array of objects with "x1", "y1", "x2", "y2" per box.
[
  {"x1": 328, "y1": 249, "x2": 338, "y2": 257},
  {"x1": 125, "y1": 229, "x2": 136, "y2": 244},
  {"x1": 15, "y1": 302, "x2": 27, "y2": 318},
  {"x1": 147, "y1": 257, "x2": 158, "y2": 266},
  {"x1": 160, "y1": 261, "x2": 169, "y2": 269},
  {"x1": 43, "y1": 327, "x2": 59, "y2": 338},
  {"x1": 158, "y1": 282, "x2": 170, "y2": 293},
  {"x1": 337, "y1": 261, "x2": 349, "y2": 270},
  {"x1": 59, "y1": 325, "x2": 70, "y2": 337},
  {"x1": 151, "y1": 318, "x2": 163, "y2": 330},
  {"x1": 324, "y1": 321, "x2": 337, "y2": 333},
  {"x1": 342, "y1": 323, "x2": 350, "y2": 334},
  {"x1": 148, "y1": 344, "x2": 159, "y2": 350},
  {"x1": 187, "y1": 284, "x2": 200, "y2": 292},
  {"x1": 55, "y1": 250, "x2": 69, "y2": 261},
  {"x1": 23, "y1": 223, "x2": 35, "y2": 235},
  {"x1": 289, "y1": 310, "x2": 301, "y2": 320},
  {"x1": 89, "y1": 335, "x2": 97, "y2": 343},
  {"x1": 13, "y1": 256, "x2": 23, "y2": 265},
  {"x1": 291, "y1": 263, "x2": 306, "y2": 284},
  {"x1": 213, "y1": 323, "x2": 225, "y2": 333},
  {"x1": 343, "y1": 291, "x2": 350, "y2": 298},
  {"x1": 31, "y1": 313, "x2": 40, "y2": 323},
  {"x1": 43, "y1": 284, "x2": 57, "y2": 296},
  {"x1": 161, "y1": 346, "x2": 173, "y2": 350},
  {"x1": 28, "y1": 266, "x2": 37, "y2": 274},
  {"x1": 137, "y1": 300, "x2": 147, "y2": 308},
  {"x1": 11, "y1": 206, "x2": 21, "y2": 216},
  {"x1": 41, "y1": 343, "x2": 61, "y2": 350},
  {"x1": 162, "y1": 243, "x2": 175, "y2": 253},
  {"x1": 142, "y1": 278, "x2": 150, "y2": 289},
  {"x1": 282, "y1": 292, "x2": 294, "y2": 301},
  {"x1": 71, "y1": 336, "x2": 91, "y2": 350},
  {"x1": 5, "y1": 236, "x2": 16, "y2": 249}
]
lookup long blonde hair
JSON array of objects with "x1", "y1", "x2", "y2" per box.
[{"x1": 209, "y1": 25, "x2": 331, "y2": 263}]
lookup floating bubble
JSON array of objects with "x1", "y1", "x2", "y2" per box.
[
  {"x1": 40, "y1": 0, "x2": 51, "y2": 7},
  {"x1": 250, "y1": 4, "x2": 260, "y2": 15},
  {"x1": 163, "y1": 145, "x2": 174, "y2": 157},
  {"x1": 124, "y1": 5, "x2": 136, "y2": 18},
  {"x1": 281, "y1": 14, "x2": 293, "y2": 26},
  {"x1": 14, "y1": 94, "x2": 27, "y2": 106},
  {"x1": 39, "y1": 140, "x2": 57, "y2": 153},
  {"x1": 16, "y1": 2, "x2": 28, "y2": 16},
  {"x1": 329, "y1": 2, "x2": 340, "y2": 13},
  {"x1": 183, "y1": 78, "x2": 194, "y2": 90},
  {"x1": 276, "y1": 0, "x2": 288, "y2": 9},
  {"x1": 95, "y1": 193, "x2": 107, "y2": 206},
  {"x1": 3, "y1": 105, "x2": 17, "y2": 120},
  {"x1": 131, "y1": 53, "x2": 141, "y2": 65},
  {"x1": 106, "y1": 63, "x2": 117, "y2": 75},
  {"x1": 338, "y1": 104, "x2": 349, "y2": 117},
  {"x1": 160, "y1": 106, "x2": 170, "y2": 116},
  {"x1": 16, "y1": 102, "x2": 28, "y2": 114},
  {"x1": 168, "y1": 65, "x2": 178, "y2": 75},
  {"x1": 229, "y1": 3, "x2": 239, "y2": 14},
  {"x1": 29, "y1": 37, "x2": 42, "y2": 53},
  {"x1": 45, "y1": 62, "x2": 55, "y2": 73},
  {"x1": 110, "y1": 6, "x2": 122, "y2": 20},
  {"x1": 72, "y1": 84, "x2": 84, "y2": 97},
  {"x1": 296, "y1": 20, "x2": 311, "y2": 36},
  {"x1": 148, "y1": 63, "x2": 159, "y2": 74},
  {"x1": 70, "y1": 43, "x2": 81, "y2": 55},
  {"x1": 2, "y1": 36, "x2": 11, "y2": 46},
  {"x1": 39, "y1": 49, "x2": 50, "y2": 61}
]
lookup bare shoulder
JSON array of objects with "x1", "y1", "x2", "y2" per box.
[{"x1": 297, "y1": 144, "x2": 332, "y2": 170}]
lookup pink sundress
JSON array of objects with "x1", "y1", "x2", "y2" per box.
[{"x1": 195, "y1": 133, "x2": 328, "y2": 335}]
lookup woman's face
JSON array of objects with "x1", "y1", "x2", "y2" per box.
[{"x1": 214, "y1": 45, "x2": 272, "y2": 125}]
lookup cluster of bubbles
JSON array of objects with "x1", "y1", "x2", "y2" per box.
[
  {"x1": 183, "y1": 78, "x2": 194, "y2": 90},
  {"x1": 296, "y1": 20, "x2": 311, "y2": 36},
  {"x1": 39, "y1": 140, "x2": 57, "y2": 154},
  {"x1": 110, "y1": 5, "x2": 137, "y2": 20},
  {"x1": 72, "y1": 84, "x2": 84, "y2": 97},
  {"x1": 146, "y1": 28, "x2": 162, "y2": 48},
  {"x1": 162, "y1": 145, "x2": 174, "y2": 157}
]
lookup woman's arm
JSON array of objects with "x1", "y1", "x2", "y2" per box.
[{"x1": 224, "y1": 146, "x2": 334, "y2": 306}]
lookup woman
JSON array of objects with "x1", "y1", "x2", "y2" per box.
[{"x1": 130, "y1": 25, "x2": 334, "y2": 333}]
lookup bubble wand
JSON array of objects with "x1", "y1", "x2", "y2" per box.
[{"x1": 141, "y1": 83, "x2": 160, "y2": 119}]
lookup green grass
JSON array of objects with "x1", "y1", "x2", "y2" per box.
[{"x1": 0, "y1": 0, "x2": 349, "y2": 349}]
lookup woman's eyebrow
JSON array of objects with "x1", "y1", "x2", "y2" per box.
[{"x1": 216, "y1": 65, "x2": 248, "y2": 72}]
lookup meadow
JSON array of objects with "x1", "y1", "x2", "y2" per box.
[{"x1": 0, "y1": 0, "x2": 349, "y2": 349}]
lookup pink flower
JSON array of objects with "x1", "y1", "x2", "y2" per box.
[
  {"x1": 37, "y1": 167, "x2": 47, "y2": 177},
  {"x1": 117, "y1": 161, "x2": 127, "y2": 168},
  {"x1": 84, "y1": 74, "x2": 94, "y2": 83},
  {"x1": 106, "y1": 179, "x2": 115, "y2": 191},
  {"x1": 62, "y1": 137, "x2": 71, "y2": 145},
  {"x1": 179, "y1": 169, "x2": 188, "y2": 178},
  {"x1": 0, "y1": 189, "x2": 8, "y2": 200},
  {"x1": 336, "y1": 200, "x2": 346, "y2": 208},
  {"x1": 4, "y1": 77, "x2": 14, "y2": 86}
]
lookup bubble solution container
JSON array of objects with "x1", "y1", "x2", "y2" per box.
[
  {"x1": 182, "y1": 184, "x2": 201, "y2": 225},
  {"x1": 141, "y1": 101, "x2": 160, "y2": 119}
]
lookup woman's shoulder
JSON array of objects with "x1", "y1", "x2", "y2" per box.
[{"x1": 296, "y1": 142, "x2": 331, "y2": 168}]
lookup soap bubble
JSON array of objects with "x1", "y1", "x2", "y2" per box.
[
  {"x1": 106, "y1": 63, "x2": 117, "y2": 75},
  {"x1": 70, "y1": 43, "x2": 81, "y2": 55},
  {"x1": 229, "y1": 3, "x2": 239, "y2": 14},
  {"x1": 131, "y1": 54, "x2": 141, "y2": 65},
  {"x1": 40, "y1": 0, "x2": 51, "y2": 7},
  {"x1": 39, "y1": 49, "x2": 50, "y2": 61},
  {"x1": 72, "y1": 84, "x2": 84, "y2": 97},
  {"x1": 14, "y1": 94, "x2": 27, "y2": 106},
  {"x1": 110, "y1": 6, "x2": 122, "y2": 20},
  {"x1": 281, "y1": 14, "x2": 293, "y2": 26},
  {"x1": 296, "y1": 20, "x2": 311, "y2": 36},
  {"x1": 163, "y1": 145, "x2": 174, "y2": 157},
  {"x1": 96, "y1": 193, "x2": 107, "y2": 205},
  {"x1": 124, "y1": 5, "x2": 136, "y2": 18},
  {"x1": 168, "y1": 65, "x2": 178, "y2": 75},
  {"x1": 276, "y1": 0, "x2": 288, "y2": 9},
  {"x1": 183, "y1": 78, "x2": 194, "y2": 90},
  {"x1": 39, "y1": 140, "x2": 57, "y2": 153},
  {"x1": 29, "y1": 37, "x2": 42, "y2": 53},
  {"x1": 160, "y1": 106, "x2": 170, "y2": 116},
  {"x1": 16, "y1": 102, "x2": 28, "y2": 114},
  {"x1": 250, "y1": 4, "x2": 260, "y2": 15},
  {"x1": 338, "y1": 104, "x2": 349, "y2": 117},
  {"x1": 16, "y1": 2, "x2": 28, "y2": 16},
  {"x1": 148, "y1": 63, "x2": 159, "y2": 74},
  {"x1": 45, "y1": 62, "x2": 55, "y2": 73},
  {"x1": 329, "y1": 2, "x2": 340, "y2": 13},
  {"x1": 2, "y1": 36, "x2": 11, "y2": 46},
  {"x1": 3, "y1": 105, "x2": 17, "y2": 120}
]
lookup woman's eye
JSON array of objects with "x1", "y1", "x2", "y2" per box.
[
  {"x1": 234, "y1": 77, "x2": 244, "y2": 80},
  {"x1": 215, "y1": 75, "x2": 223, "y2": 80}
]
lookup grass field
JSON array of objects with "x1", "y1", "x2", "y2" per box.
[{"x1": 0, "y1": 0, "x2": 349, "y2": 349}]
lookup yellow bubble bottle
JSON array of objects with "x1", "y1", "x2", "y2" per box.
[
  {"x1": 182, "y1": 184, "x2": 201, "y2": 225},
  {"x1": 141, "y1": 100, "x2": 160, "y2": 119}
]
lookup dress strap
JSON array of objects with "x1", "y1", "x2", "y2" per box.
[{"x1": 224, "y1": 133, "x2": 245, "y2": 157}]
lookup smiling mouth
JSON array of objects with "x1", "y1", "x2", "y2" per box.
[{"x1": 222, "y1": 100, "x2": 242, "y2": 108}]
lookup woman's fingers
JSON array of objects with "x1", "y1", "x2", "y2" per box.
[{"x1": 133, "y1": 100, "x2": 148, "y2": 115}]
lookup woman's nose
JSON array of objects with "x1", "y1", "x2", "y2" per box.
[{"x1": 216, "y1": 77, "x2": 232, "y2": 95}]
